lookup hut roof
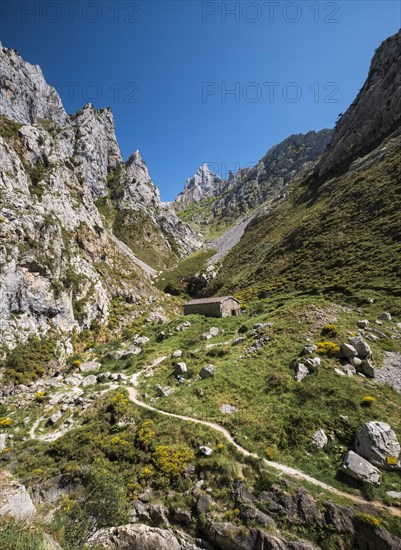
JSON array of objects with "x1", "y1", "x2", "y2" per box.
[{"x1": 184, "y1": 296, "x2": 240, "y2": 306}]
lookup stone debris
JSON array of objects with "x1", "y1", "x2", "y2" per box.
[{"x1": 199, "y1": 365, "x2": 216, "y2": 379}]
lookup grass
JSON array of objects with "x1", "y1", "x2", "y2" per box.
[
  {"x1": 209, "y1": 132, "x2": 401, "y2": 315},
  {"x1": 0, "y1": 518, "x2": 46, "y2": 550}
]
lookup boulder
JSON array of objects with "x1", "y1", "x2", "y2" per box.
[
  {"x1": 341, "y1": 451, "x2": 381, "y2": 485},
  {"x1": 348, "y1": 336, "x2": 372, "y2": 358},
  {"x1": 355, "y1": 422, "x2": 400, "y2": 469},
  {"x1": 199, "y1": 365, "x2": 215, "y2": 379},
  {"x1": 209, "y1": 327, "x2": 219, "y2": 337},
  {"x1": 0, "y1": 471, "x2": 36, "y2": 519},
  {"x1": 46, "y1": 412, "x2": 62, "y2": 426},
  {"x1": 81, "y1": 374, "x2": 98, "y2": 387},
  {"x1": 304, "y1": 357, "x2": 321, "y2": 372},
  {"x1": 172, "y1": 350, "x2": 183, "y2": 358},
  {"x1": 199, "y1": 446, "x2": 213, "y2": 456},
  {"x1": 220, "y1": 404, "x2": 238, "y2": 414},
  {"x1": 232, "y1": 337, "x2": 246, "y2": 346},
  {"x1": 156, "y1": 331, "x2": 166, "y2": 342},
  {"x1": 340, "y1": 343, "x2": 358, "y2": 358},
  {"x1": 357, "y1": 320, "x2": 369, "y2": 329},
  {"x1": 360, "y1": 359, "x2": 375, "y2": 378},
  {"x1": 0, "y1": 434, "x2": 7, "y2": 452},
  {"x1": 379, "y1": 312, "x2": 392, "y2": 321},
  {"x1": 348, "y1": 356, "x2": 362, "y2": 368},
  {"x1": 294, "y1": 363, "x2": 309, "y2": 382},
  {"x1": 64, "y1": 375, "x2": 82, "y2": 386},
  {"x1": 134, "y1": 336, "x2": 150, "y2": 346},
  {"x1": 97, "y1": 371, "x2": 111, "y2": 383},
  {"x1": 156, "y1": 385, "x2": 173, "y2": 398},
  {"x1": 386, "y1": 491, "x2": 401, "y2": 499},
  {"x1": 79, "y1": 361, "x2": 101, "y2": 373},
  {"x1": 196, "y1": 494, "x2": 212, "y2": 515},
  {"x1": 340, "y1": 364, "x2": 356, "y2": 376},
  {"x1": 311, "y1": 428, "x2": 328, "y2": 449},
  {"x1": 174, "y1": 362, "x2": 187, "y2": 376}
]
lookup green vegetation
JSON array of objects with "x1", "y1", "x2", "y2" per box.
[
  {"x1": 0, "y1": 517, "x2": 46, "y2": 550},
  {"x1": 210, "y1": 134, "x2": 401, "y2": 314},
  {"x1": 0, "y1": 336, "x2": 58, "y2": 384},
  {"x1": 156, "y1": 247, "x2": 216, "y2": 295},
  {"x1": 0, "y1": 114, "x2": 23, "y2": 140}
]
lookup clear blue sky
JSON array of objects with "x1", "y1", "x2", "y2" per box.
[{"x1": 1, "y1": 1, "x2": 400, "y2": 200}]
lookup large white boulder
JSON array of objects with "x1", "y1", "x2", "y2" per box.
[{"x1": 355, "y1": 422, "x2": 400, "y2": 469}]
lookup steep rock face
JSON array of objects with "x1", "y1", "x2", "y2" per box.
[
  {"x1": 71, "y1": 103, "x2": 122, "y2": 197},
  {"x1": 211, "y1": 130, "x2": 332, "y2": 221},
  {"x1": 109, "y1": 150, "x2": 201, "y2": 269},
  {"x1": 317, "y1": 29, "x2": 401, "y2": 178},
  {"x1": 176, "y1": 163, "x2": 223, "y2": 208},
  {"x1": 0, "y1": 44, "x2": 68, "y2": 126}
]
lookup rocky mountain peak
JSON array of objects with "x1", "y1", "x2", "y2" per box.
[
  {"x1": 317, "y1": 29, "x2": 401, "y2": 179},
  {"x1": 71, "y1": 102, "x2": 122, "y2": 197},
  {"x1": 175, "y1": 162, "x2": 223, "y2": 208},
  {"x1": 0, "y1": 44, "x2": 68, "y2": 126},
  {"x1": 121, "y1": 149, "x2": 160, "y2": 207}
]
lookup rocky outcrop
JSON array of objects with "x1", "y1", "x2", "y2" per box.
[
  {"x1": 316, "y1": 30, "x2": 401, "y2": 179},
  {"x1": 71, "y1": 103, "x2": 122, "y2": 197},
  {"x1": 0, "y1": 470, "x2": 36, "y2": 519},
  {"x1": 176, "y1": 163, "x2": 223, "y2": 208},
  {"x1": 88, "y1": 523, "x2": 209, "y2": 550},
  {"x1": 0, "y1": 44, "x2": 68, "y2": 125}
]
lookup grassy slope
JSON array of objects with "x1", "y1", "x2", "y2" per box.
[{"x1": 209, "y1": 132, "x2": 401, "y2": 313}]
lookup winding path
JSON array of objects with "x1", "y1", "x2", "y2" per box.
[{"x1": 128, "y1": 364, "x2": 401, "y2": 518}]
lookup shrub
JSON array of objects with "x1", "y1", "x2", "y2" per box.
[
  {"x1": 361, "y1": 395, "x2": 377, "y2": 407},
  {"x1": 136, "y1": 420, "x2": 155, "y2": 450},
  {"x1": 153, "y1": 445, "x2": 194, "y2": 479},
  {"x1": 0, "y1": 418, "x2": 12, "y2": 427},
  {"x1": 354, "y1": 513, "x2": 381, "y2": 527},
  {"x1": 321, "y1": 323, "x2": 338, "y2": 337},
  {"x1": 316, "y1": 341, "x2": 340, "y2": 356},
  {"x1": 33, "y1": 391, "x2": 47, "y2": 403}
]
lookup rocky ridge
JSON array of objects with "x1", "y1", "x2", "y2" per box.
[{"x1": 0, "y1": 44, "x2": 199, "y2": 348}]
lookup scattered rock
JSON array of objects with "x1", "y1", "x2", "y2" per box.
[
  {"x1": 0, "y1": 471, "x2": 36, "y2": 519},
  {"x1": 304, "y1": 357, "x2": 321, "y2": 372},
  {"x1": 340, "y1": 364, "x2": 356, "y2": 376},
  {"x1": 156, "y1": 331, "x2": 166, "y2": 342},
  {"x1": 209, "y1": 327, "x2": 219, "y2": 337},
  {"x1": 311, "y1": 428, "x2": 328, "y2": 449},
  {"x1": 294, "y1": 363, "x2": 309, "y2": 382},
  {"x1": 172, "y1": 350, "x2": 183, "y2": 358},
  {"x1": 0, "y1": 434, "x2": 7, "y2": 451},
  {"x1": 348, "y1": 336, "x2": 372, "y2": 358},
  {"x1": 64, "y1": 375, "x2": 82, "y2": 386},
  {"x1": 199, "y1": 365, "x2": 215, "y2": 379},
  {"x1": 379, "y1": 312, "x2": 392, "y2": 321},
  {"x1": 134, "y1": 336, "x2": 150, "y2": 346},
  {"x1": 375, "y1": 351, "x2": 401, "y2": 393},
  {"x1": 355, "y1": 422, "x2": 400, "y2": 469},
  {"x1": 220, "y1": 404, "x2": 238, "y2": 414},
  {"x1": 199, "y1": 446, "x2": 213, "y2": 456},
  {"x1": 232, "y1": 336, "x2": 246, "y2": 346},
  {"x1": 340, "y1": 343, "x2": 358, "y2": 358},
  {"x1": 156, "y1": 385, "x2": 173, "y2": 398},
  {"x1": 176, "y1": 321, "x2": 191, "y2": 332},
  {"x1": 375, "y1": 320, "x2": 384, "y2": 325},
  {"x1": 79, "y1": 361, "x2": 101, "y2": 373},
  {"x1": 97, "y1": 371, "x2": 111, "y2": 383},
  {"x1": 174, "y1": 362, "x2": 187, "y2": 376},
  {"x1": 386, "y1": 491, "x2": 401, "y2": 499},
  {"x1": 81, "y1": 375, "x2": 98, "y2": 387},
  {"x1": 365, "y1": 333, "x2": 379, "y2": 342},
  {"x1": 46, "y1": 412, "x2": 62, "y2": 426},
  {"x1": 335, "y1": 368, "x2": 346, "y2": 376},
  {"x1": 341, "y1": 450, "x2": 381, "y2": 485},
  {"x1": 303, "y1": 344, "x2": 318, "y2": 355},
  {"x1": 348, "y1": 356, "x2": 362, "y2": 368},
  {"x1": 360, "y1": 359, "x2": 375, "y2": 378},
  {"x1": 196, "y1": 494, "x2": 212, "y2": 514},
  {"x1": 357, "y1": 320, "x2": 369, "y2": 329}
]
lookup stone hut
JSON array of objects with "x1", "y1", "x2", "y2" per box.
[{"x1": 184, "y1": 296, "x2": 241, "y2": 318}]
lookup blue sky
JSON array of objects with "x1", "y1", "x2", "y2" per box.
[{"x1": 1, "y1": 1, "x2": 400, "y2": 200}]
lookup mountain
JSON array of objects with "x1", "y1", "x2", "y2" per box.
[
  {"x1": 207, "y1": 30, "x2": 401, "y2": 308},
  {"x1": 175, "y1": 162, "x2": 223, "y2": 208},
  {"x1": 0, "y1": 45, "x2": 199, "y2": 349},
  {"x1": 176, "y1": 129, "x2": 333, "y2": 230}
]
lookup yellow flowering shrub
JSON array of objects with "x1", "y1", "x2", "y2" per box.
[
  {"x1": 137, "y1": 420, "x2": 155, "y2": 450},
  {"x1": 361, "y1": 395, "x2": 377, "y2": 407},
  {"x1": 153, "y1": 445, "x2": 194, "y2": 478},
  {"x1": 354, "y1": 513, "x2": 381, "y2": 527},
  {"x1": 0, "y1": 418, "x2": 12, "y2": 427},
  {"x1": 316, "y1": 341, "x2": 340, "y2": 356}
]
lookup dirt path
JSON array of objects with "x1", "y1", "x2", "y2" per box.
[{"x1": 128, "y1": 365, "x2": 401, "y2": 518}]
